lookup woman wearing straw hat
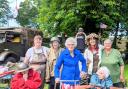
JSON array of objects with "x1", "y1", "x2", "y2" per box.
[
  {"x1": 45, "y1": 37, "x2": 64, "y2": 89},
  {"x1": 10, "y1": 63, "x2": 42, "y2": 89},
  {"x1": 84, "y1": 33, "x2": 103, "y2": 83}
]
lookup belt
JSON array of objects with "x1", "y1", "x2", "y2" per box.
[{"x1": 30, "y1": 62, "x2": 46, "y2": 65}]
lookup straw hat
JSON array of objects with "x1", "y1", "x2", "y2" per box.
[
  {"x1": 16, "y1": 63, "x2": 31, "y2": 73},
  {"x1": 50, "y1": 37, "x2": 60, "y2": 42},
  {"x1": 86, "y1": 33, "x2": 99, "y2": 45}
]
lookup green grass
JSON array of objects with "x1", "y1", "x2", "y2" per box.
[
  {"x1": 44, "y1": 84, "x2": 48, "y2": 89},
  {"x1": 0, "y1": 83, "x2": 9, "y2": 89},
  {"x1": 124, "y1": 64, "x2": 128, "y2": 86}
]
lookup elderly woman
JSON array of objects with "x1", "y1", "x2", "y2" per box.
[
  {"x1": 100, "y1": 39, "x2": 124, "y2": 87},
  {"x1": 46, "y1": 37, "x2": 64, "y2": 89},
  {"x1": 84, "y1": 33, "x2": 103, "y2": 82},
  {"x1": 75, "y1": 66, "x2": 113, "y2": 89},
  {"x1": 11, "y1": 63, "x2": 42, "y2": 89},
  {"x1": 24, "y1": 35, "x2": 49, "y2": 89},
  {"x1": 54, "y1": 37, "x2": 87, "y2": 89},
  {"x1": 90, "y1": 66, "x2": 113, "y2": 89}
]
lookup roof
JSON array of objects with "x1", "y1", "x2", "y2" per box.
[{"x1": 0, "y1": 27, "x2": 40, "y2": 34}]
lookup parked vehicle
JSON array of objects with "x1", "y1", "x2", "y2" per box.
[{"x1": 0, "y1": 27, "x2": 43, "y2": 64}]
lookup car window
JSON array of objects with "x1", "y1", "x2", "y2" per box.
[{"x1": 0, "y1": 33, "x2": 6, "y2": 43}]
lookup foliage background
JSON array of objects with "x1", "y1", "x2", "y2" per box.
[
  {"x1": 16, "y1": 0, "x2": 128, "y2": 37},
  {"x1": 0, "y1": 0, "x2": 10, "y2": 26},
  {"x1": 15, "y1": 0, "x2": 128, "y2": 51}
]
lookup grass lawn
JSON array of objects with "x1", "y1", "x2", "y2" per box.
[
  {"x1": 44, "y1": 84, "x2": 49, "y2": 89},
  {"x1": 124, "y1": 64, "x2": 128, "y2": 86}
]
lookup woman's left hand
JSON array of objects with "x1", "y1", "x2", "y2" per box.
[{"x1": 120, "y1": 74, "x2": 124, "y2": 82}]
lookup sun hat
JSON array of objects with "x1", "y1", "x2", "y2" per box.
[
  {"x1": 86, "y1": 33, "x2": 99, "y2": 40},
  {"x1": 86, "y1": 33, "x2": 99, "y2": 45},
  {"x1": 16, "y1": 63, "x2": 31, "y2": 73},
  {"x1": 50, "y1": 37, "x2": 60, "y2": 42}
]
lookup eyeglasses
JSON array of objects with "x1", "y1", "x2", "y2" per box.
[
  {"x1": 104, "y1": 43, "x2": 111, "y2": 44},
  {"x1": 67, "y1": 44, "x2": 75, "y2": 46}
]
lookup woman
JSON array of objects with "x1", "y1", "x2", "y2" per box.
[
  {"x1": 75, "y1": 66, "x2": 113, "y2": 89},
  {"x1": 100, "y1": 39, "x2": 124, "y2": 87},
  {"x1": 90, "y1": 66, "x2": 113, "y2": 89},
  {"x1": 54, "y1": 37, "x2": 87, "y2": 89},
  {"x1": 46, "y1": 37, "x2": 63, "y2": 89},
  {"x1": 84, "y1": 33, "x2": 103, "y2": 79},
  {"x1": 24, "y1": 35, "x2": 49, "y2": 88},
  {"x1": 11, "y1": 63, "x2": 42, "y2": 89}
]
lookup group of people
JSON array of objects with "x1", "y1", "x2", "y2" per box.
[{"x1": 10, "y1": 27, "x2": 124, "y2": 89}]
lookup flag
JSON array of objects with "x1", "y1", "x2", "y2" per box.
[
  {"x1": 15, "y1": 0, "x2": 19, "y2": 11},
  {"x1": 100, "y1": 23, "x2": 107, "y2": 29},
  {"x1": 13, "y1": 0, "x2": 19, "y2": 18}
]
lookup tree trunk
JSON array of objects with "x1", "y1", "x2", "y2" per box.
[{"x1": 112, "y1": 22, "x2": 119, "y2": 48}]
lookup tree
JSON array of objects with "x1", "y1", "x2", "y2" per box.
[
  {"x1": 17, "y1": 0, "x2": 128, "y2": 42},
  {"x1": 16, "y1": 0, "x2": 39, "y2": 28},
  {"x1": 0, "y1": 0, "x2": 10, "y2": 26},
  {"x1": 36, "y1": 0, "x2": 128, "y2": 37}
]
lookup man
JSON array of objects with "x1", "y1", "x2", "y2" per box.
[{"x1": 75, "y1": 27, "x2": 86, "y2": 53}]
